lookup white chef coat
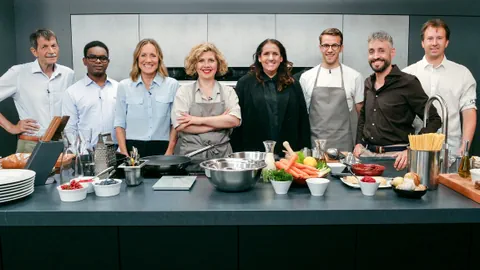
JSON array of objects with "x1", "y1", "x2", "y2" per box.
[
  {"x1": 0, "y1": 59, "x2": 75, "y2": 136},
  {"x1": 62, "y1": 75, "x2": 119, "y2": 145},
  {"x1": 403, "y1": 56, "x2": 477, "y2": 154},
  {"x1": 299, "y1": 64, "x2": 364, "y2": 112}
]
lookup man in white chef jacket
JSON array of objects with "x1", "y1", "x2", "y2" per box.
[
  {"x1": 299, "y1": 28, "x2": 364, "y2": 152},
  {"x1": 62, "y1": 41, "x2": 118, "y2": 147},
  {"x1": 0, "y1": 28, "x2": 75, "y2": 153},
  {"x1": 403, "y1": 18, "x2": 477, "y2": 157}
]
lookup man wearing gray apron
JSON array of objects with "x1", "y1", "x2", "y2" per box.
[
  {"x1": 299, "y1": 28, "x2": 365, "y2": 152},
  {"x1": 176, "y1": 82, "x2": 235, "y2": 161}
]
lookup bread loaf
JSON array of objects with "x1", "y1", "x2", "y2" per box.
[
  {"x1": 1, "y1": 153, "x2": 31, "y2": 169},
  {"x1": 404, "y1": 172, "x2": 421, "y2": 186}
]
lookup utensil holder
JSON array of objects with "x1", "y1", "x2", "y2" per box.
[
  {"x1": 118, "y1": 160, "x2": 147, "y2": 186},
  {"x1": 408, "y1": 149, "x2": 440, "y2": 190}
]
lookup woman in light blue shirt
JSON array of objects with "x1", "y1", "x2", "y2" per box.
[{"x1": 114, "y1": 39, "x2": 179, "y2": 157}]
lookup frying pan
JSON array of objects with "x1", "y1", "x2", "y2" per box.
[{"x1": 140, "y1": 144, "x2": 218, "y2": 173}]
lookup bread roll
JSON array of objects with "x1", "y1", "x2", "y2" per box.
[
  {"x1": 1, "y1": 153, "x2": 31, "y2": 169},
  {"x1": 404, "y1": 172, "x2": 421, "y2": 186}
]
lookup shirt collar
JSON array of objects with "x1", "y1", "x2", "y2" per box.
[
  {"x1": 31, "y1": 59, "x2": 60, "y2": 76},
  {"x1": 196, "y1": 81, "x2": 221, "y2": 99},
  {"x1": 84, "y1": 74, "x2": 112, "y2": 87},
  {"x1": 368, "y1": 64, "x2": 402, "y2": 81},
  {"x1": 135, "y1": 73, "x2": 164, "y2": 87},
  {"x1": 421, "y1": 55, "x2": 448, "y2": 69}
]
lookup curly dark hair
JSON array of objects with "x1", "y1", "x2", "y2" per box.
[{"x1": 250, "y1": 39, "x2": 294, "y2": 91}]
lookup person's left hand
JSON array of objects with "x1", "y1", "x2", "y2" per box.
[
  {"x1": 393, "y1": 150, "x2": 408, "y2": 170},
  {"x1": 457, "y1": 143, "x2": 465, "y2": 157},
  {"x1": 177, "y1": 113, "x2": 202, "y2": 126}
]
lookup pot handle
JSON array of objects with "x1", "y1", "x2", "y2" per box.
[{"x1": 184, "y1": 144, "x2": 215, "y2": 158}]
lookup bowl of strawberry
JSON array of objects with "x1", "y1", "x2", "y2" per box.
[
  {"x1": 352, "y1": 164, "x2": 385, "y2": 176},
  {"x1": 358, "y1": 176, "x2": 381, "y2": 196},
  {"x1": 72, "y1": 176, "x2": 97, "y2": 193},
  {"x1": 57, "y1": 180, "x2": 88, "y2": 202}
]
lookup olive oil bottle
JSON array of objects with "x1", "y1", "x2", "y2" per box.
[{"x1": 458, "y1": 140, "x2": 471, "y2": 178}]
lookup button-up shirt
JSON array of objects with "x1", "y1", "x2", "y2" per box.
[
  {"x1": 0, "y1": 59, "x2": 75, "y2": 136},
  {"x1": 299, "y1": 64, "x2": 364, "y2": 111},
  {"x1": 62, "y1": 75, "x2": 119, "y2": 145},
  {"x1": 403, "y1": 56, "x2": 477, "y2": 154},
  {"x1": 114, "y1": 75, "x2": 179, "y2": 141},
  {"x1": 171, "y1": 81, "x2": 241, "y2": 129},
  {"x1": 356, "y1": 65, "x2": 442, "y2": 146}
]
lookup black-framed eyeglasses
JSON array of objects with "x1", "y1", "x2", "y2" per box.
[
  {"x1": 320, "y1": 43, "x2": 342, "y2": 51},
  {"x1": 86, "y1": 55, "x2": 109, "y2": 63}
]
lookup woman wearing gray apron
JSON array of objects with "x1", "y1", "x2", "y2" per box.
[{"x1": 172, "y1": 43, "x2": 241, "y2": 162}]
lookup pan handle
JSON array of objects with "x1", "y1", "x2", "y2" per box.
[{"x1": 185, "y1": 144, "x2": 215, "y2": 158}]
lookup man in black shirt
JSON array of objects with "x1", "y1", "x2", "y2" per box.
[{"x1": 354, "y1": 31, "x2": 442, "y2": 170}]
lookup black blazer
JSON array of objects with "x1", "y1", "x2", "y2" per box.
[{"x1": 231, "y1": 73, "x2": 311, "y2": 156}]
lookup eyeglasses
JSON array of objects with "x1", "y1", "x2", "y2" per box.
[
  {"x1": 86, "y1": 55, "x2": 109, "y2": 63},
  {"x1": 320, "y1": 43, "x2": 342, "y2": 51}
]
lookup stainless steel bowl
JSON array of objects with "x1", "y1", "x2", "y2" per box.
[
  {"x1": 227, "y1": 152, "x2": 266, "y2": 161},
  {"x1": 200, "y1": 158, "x2": 267, "y2": 192}
]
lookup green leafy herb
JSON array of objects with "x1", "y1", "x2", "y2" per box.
[
  {"x1": 263, "y1": 169, "x2": 293, "y2": 182},
  {"x1": 316, "y1": 160, "x2": 327, "y2": 170},
  {"x1": 296, "y1": 151, "x2": 305, "y2": 164}
]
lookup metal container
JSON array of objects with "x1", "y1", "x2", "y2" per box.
[
  {"x1": 200, "y1": 158, "x2": 267, "y2": 192},
  {"x1": 118, "y1": 160, "x2": 147, "y2": 186},
  {"x1": 408, "y1": 149, "x2": 440, "y2": 190},
  {"x1": 227, "y1": 152, "x2": 266, "y2": 161},
  {"x1": 94, "y1": 133, "x2": 117, "y2": 175}
]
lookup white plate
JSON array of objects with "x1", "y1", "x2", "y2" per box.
[
  {"x1": 0, "y1": 185, "x2": 34, "y2": 199},
  {"x1": 341, "y1": 176, "x2": 392, "y2": 189},
  {"x1": 0, "y1": 187, "x2": 34, "y2": 204},
  {"x1": 0, "y1": 180, "x2": 34, "y2": 195},
  {"x1": 0, "y1": 177, "x2": 34, "y2": 190},
  {"x1": 0, "y1": 170, "x2": 36, "y2": 185}
]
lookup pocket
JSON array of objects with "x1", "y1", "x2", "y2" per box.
[
  {"x1": 126, "y1": 95, "x2": 144, "y2": 119},
  {"x1": 155, "y1": 95, "x2": 173, "y2": 117}
]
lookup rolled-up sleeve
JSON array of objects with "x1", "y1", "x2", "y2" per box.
[
  {"x1": 460, "y1": 69, "x2": 477, "y2": 111},
  {"x1": 171, "y1": 84, "x2": 192, "y2": 129},
  {"x1": 0, "y1": 67, "x2": 19, "y2": 102},
  {"x1": 114, "y1": 82, "x2": 127, "y2": 129},
  {"x1": 224, "y1": 85, "x2": 242, "y2": 121}
]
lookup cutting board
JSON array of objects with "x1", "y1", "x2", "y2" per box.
[{"x1": 438, "y1": 173, "x2": 480, "y2": 203}]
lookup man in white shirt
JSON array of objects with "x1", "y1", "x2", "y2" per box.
[
  {"x1": 299, "y1": 28, "x2": 364, "y2": 151},
  {"x1": 403, "y1": 19, "x2": 477, "y2": 156},
  {"x1": 0, "y1": 29, "x2": 75, "y2": 153},
  {"x1": 62, "y1": 41, "x2": 118, "y2": 147}
]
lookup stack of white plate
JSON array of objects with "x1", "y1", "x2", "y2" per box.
[{"x1": 0, "y1": 169, "x2": 35, "y2": 204}]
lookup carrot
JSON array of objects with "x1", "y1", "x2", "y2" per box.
[
  {"x1": 275, "y1": 161, "x2": 286, "y2": 170},
  {"x1": 290, "y1": 166, "x2": 308, "y2": 178},
  {"x1": 285, "y1": 153, "x2": 298, "y2": 170},
  {"x1": 293, "y1": 162, "x2": 317, "y2": 170},
  {"x1": 286, "y1": 168, "x2": 302, "y2": 179}
]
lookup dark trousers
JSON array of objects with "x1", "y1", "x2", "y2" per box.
[{"x1": 126, "y1": 140, "x2": 169, "y2": 157}]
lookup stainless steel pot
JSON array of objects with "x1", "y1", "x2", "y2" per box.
[{"x1": 200, "y1": 158, "x2": 267, "y2": 192}]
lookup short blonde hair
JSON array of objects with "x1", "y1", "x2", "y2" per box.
[
  {"x1": 184, "y1": 43, "x2": 228, "y2": 76},
  {"x1": 130, "y1": 38, "x2": 168, "y2": 81}
]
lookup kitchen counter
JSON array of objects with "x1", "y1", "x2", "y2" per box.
[{"x1": 0, "y1": 176, "x2": 479, "y2": 226}]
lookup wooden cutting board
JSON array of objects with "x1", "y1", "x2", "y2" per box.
[{"x1": 438, "y1": 174, "x2": 480, "y2": 203}]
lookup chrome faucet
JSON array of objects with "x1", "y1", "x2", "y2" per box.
[{"x1": 423, "y1": 94, "x2": 449, "y2": 173}]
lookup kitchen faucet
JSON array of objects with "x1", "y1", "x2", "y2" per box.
[{"x1": 423, "y1": 95, "x2": 449, "y2": 173}]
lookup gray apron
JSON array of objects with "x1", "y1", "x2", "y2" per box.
[
  {"x1": 309, "y1": 65, "x2": 354, "y2": 152},
  {"x1": 178, "y1": 82, "x2": 232, "y2": 161}
]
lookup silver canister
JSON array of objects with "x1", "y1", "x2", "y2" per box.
[
  {"x1": 94, "y1": 133, "x2": 117, "y2": 175},
  {"x1": 118, "y1": 160, "x2": 147, "y2": 186},
  {"x1": 408, "y1": 149, "x2": 440, "y2": 190}
]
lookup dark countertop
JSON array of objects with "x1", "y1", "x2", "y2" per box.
[{"x1": 0, "y1": 176, "x2": 479, "y2": 226}]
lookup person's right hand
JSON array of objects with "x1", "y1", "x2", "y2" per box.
[
  {"x1": 353, "y1": 144, "x2": 363, "y2": 158},
  {"x1": 10, "y1": 119, "x2": 40, "y2": 135}
]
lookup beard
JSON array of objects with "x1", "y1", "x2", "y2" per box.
[{"x1": 369, "y1": 58, "x2": 391, "y2": 73}]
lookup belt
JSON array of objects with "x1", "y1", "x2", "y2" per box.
[
  {"x1": 364, "y1": 144, "x2": 407, "y2": 153},
  {"x1": 19, "y1": 135, "x2": 41, "y2": 142}
]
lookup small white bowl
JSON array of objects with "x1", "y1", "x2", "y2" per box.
[
  {"x1": 327, "y1": 163, "x2": 346, "y2": 174},
  {"x1": 57, "y1": 183, "x2": 88, "y2": 202},
  {"x1": 470, "y1": 169, "x2": 480, "y2": 184},
  {"x1": 270, "y1": 180, "x2": 292, "y2": 195},
  {"x1": 72, "y1": 176, "x2": 98, "y2": 193},
  {"x1": 93, "y1": 179, "x2": 122, "y2": 197},
  {"x1": 306, "y1": 178, "x2": 330, "y2": 196},
  {"x1": 358, "y1": 179, "x2": 381, "y2": 196}
]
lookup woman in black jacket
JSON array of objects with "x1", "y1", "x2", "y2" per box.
[{"x1": 231, "y1": 39, "x2": 311, "y2": 156}]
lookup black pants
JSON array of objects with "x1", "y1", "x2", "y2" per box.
[{"x1": 126, "y1": 140, "x2": 169, "y2": 157}]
